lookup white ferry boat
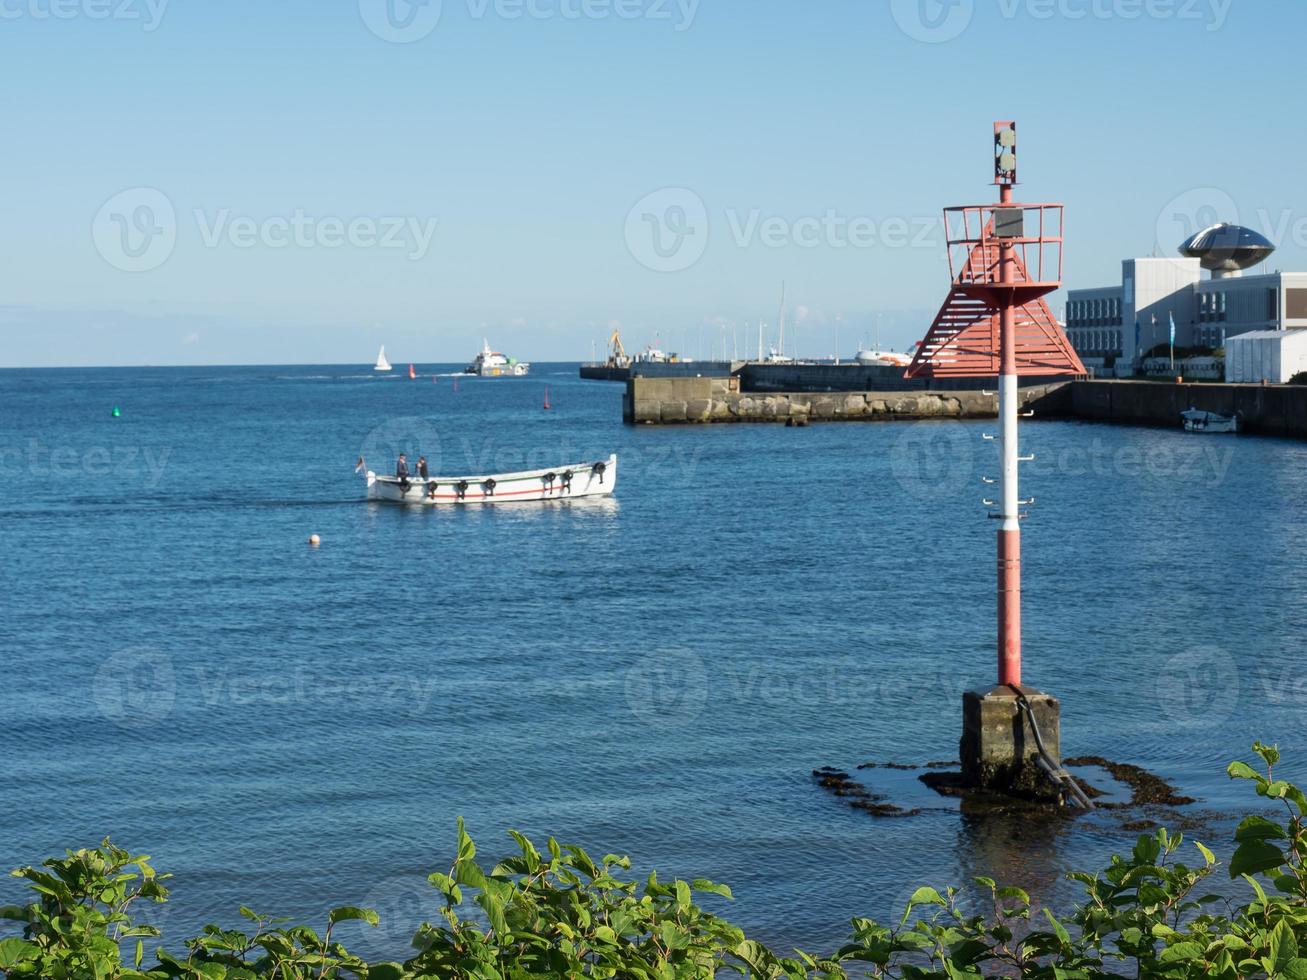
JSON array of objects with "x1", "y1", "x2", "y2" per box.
[{"x1": 465, "y1": 340, "x2": 529, "y2": 377}]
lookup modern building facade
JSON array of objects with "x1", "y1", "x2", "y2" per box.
[{"x1": 1065, "y1": 225, "x2": 1307, "y2": 377}]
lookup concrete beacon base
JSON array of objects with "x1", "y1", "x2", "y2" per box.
[{"x1": 960, "y1": 686, "x2": 1062, "y2": 802}]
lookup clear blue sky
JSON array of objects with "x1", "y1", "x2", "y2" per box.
[{"x1": 2, "y1": 0, "x2": 1301, "y2": 366}]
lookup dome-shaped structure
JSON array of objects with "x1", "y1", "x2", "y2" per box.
[{"x1": 1179, "y1": 223, "x2": 1275, "y2": 275}]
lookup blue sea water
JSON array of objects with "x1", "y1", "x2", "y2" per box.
[{"x1": 2, "y1": 363, "x2": 1306, "y2": 957}]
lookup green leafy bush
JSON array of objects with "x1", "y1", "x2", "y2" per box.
[{"x1": 3, "y1": 744, "x2": 1306, "y2": 978}]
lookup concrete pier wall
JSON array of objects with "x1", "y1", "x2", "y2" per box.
[
  {"x1": 624, "y1": 375, "x2": 1307, "y2": 437},
  {"x1": 1067, "y1": 380, "x2": 1307, "y2": 438},
  {"x1": 623, "y1": 376, "x2": 1070, "y2": 424}
]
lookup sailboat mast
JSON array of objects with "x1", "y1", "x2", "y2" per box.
[{"x1": 777, "y1": 281, "x2": 786, "y2": 358}]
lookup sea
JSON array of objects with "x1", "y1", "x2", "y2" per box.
[{"x1": 2, "y1": 363, "x2": 1305, "y2": 959}]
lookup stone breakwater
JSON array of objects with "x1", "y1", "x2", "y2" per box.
[{"x1": 623, "y1": 376, "x2": 1069, "y2": 425}]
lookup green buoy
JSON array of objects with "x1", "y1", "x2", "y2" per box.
[{"x1": 111, "y1": 407, "x2": 121, "y2": 418}]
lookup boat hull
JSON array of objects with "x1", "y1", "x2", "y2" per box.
[
  {"x1": 1182, "y1": 411, "x2": 1239, "y2": 434},
  {"x1": 367, "y1": 455, "x2": 616, "y2": 505}
]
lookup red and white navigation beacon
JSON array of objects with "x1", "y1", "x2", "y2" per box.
[{"x1": 906, "y1": 122, "x2": 1090, "y2": 805}]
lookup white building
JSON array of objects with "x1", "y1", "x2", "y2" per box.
[
  {"x1": 1225, "y1": 329, "x2": 1307, "y2": 384},
  {"x1": 1065, "y1": 224, "x2": 1307, "y2": 377}
]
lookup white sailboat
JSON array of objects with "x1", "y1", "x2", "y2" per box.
[{"x1": 374, "y1": 345, "x2": 393, "y2": 372}]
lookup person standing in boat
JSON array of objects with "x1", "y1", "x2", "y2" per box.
[
  {"x1": 417, "y1": 456, "x2": 429, "y2": 480},
  {"x1": 396, "y1": 453, "x2": 409, "y2": 480}
]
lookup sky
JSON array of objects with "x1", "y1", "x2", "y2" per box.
[{"x1": 2, "y1": 0, "x2": 1304, "y2": 366}]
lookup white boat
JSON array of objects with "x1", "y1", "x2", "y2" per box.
[
  {"x1": 374, "y1": 346, "x2": 392, "y2": 372},
  {"x1": 1181, "y1": 408, "x2": 1239, "y2": 434},
  {"x1": 854, "y1": 348, "x2": 912, "y2": 368},
  {"x1": 363, "y1": 454, "x2": 616, "y2": 505},
  {"x1": 465, "y1": 339, "x2": 529, "y2": 377}
]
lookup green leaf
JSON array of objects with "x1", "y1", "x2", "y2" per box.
[
  {"x1": 901, "y1": 887, "x2": 946, "y2": 925},
  {"x1": 1228, "y1": 761, "x2": 1260, "y2": 780},
  {"x1": 0, "y1": 938, "x2": 39, "y2": 969},
  {"x1": 1236, "y1": 815, "x2": 1288, "y2": 842},
  {"x1": 1042, "y1": 908, "x2": 1070, "y2": 945},
  {"x1": 691, "y1": 878, "x2": 733, "y2": 900},
  {"x1": 328, "y1": 905, "x2": 379, "y2": 928},
  {"x1": 1270, "y1": 921, "x2": 1299, "y2": 973},
  {"x1": 1194, "y1": 841, "x2": 1217, "y2": 866},
  {"x1": 456, "y1": 816, "x2": 476, "y2": 862},
  {"x1": 1229, "y1": 840, "x2": 1286, "y2": 879}
]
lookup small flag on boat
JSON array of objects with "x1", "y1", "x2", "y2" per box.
[{"x1": 354, "y1": 456, "x2": 367, "y2": 474}]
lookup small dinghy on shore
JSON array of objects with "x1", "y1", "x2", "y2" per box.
[
  {"x1": 360, "y1": 454, "x2": 617, "y2": 505},
  {"x1": 1181, "y1": 408, "x2": 1239, "y2": 434}
]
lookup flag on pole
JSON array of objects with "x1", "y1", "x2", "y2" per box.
[{"x1": 1168, "y1": 312, "x2": 1177, "y2": 347}]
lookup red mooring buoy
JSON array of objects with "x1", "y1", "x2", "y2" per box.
[{"x1": 543, "y1": 385, "x2": 551, "y2": 410}]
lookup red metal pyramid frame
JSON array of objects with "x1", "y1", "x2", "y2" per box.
[{"x1": 906, "y1": 208, "x2": 1085, "y2": 379}]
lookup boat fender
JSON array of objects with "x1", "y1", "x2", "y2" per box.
[
  {"x1": 399, "y1": 479, "x2": 412, "y2": 495},
  {"x1": 592, "y1": 461, "x2": 606, "y2": 484},
  {"x1": 542, "y1": 472, "x2": 556, "y2": 494},
  {"x1": 427, "y1": 483, "x2": 439, "y2": 500},
  {"x1": 455, "y1": 480, "x2": 469, "y2": 500},
  {"x1": 483, "y1": 478, "x2": 496, "y2": 497},
  {"x1": 560, "y1": 470, "x2": 573, "y2": 493}
]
